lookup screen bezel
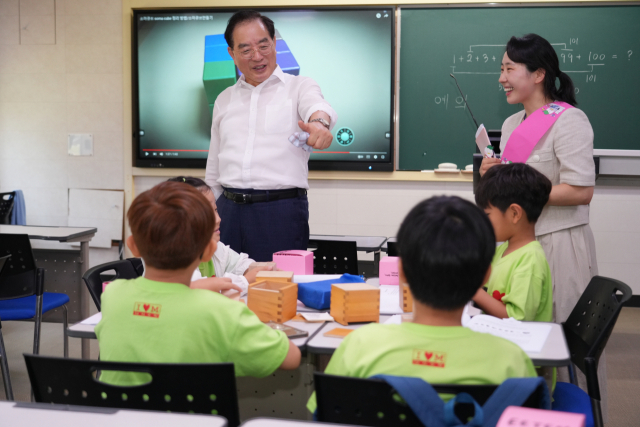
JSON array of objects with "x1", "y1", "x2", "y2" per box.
[{"x1": 131, "y1": 6, "x2": 396, "y2": 171}]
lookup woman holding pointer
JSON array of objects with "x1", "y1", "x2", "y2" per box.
[{"x1": 480, "y1": 33, "x2": 602, "y2": 408}]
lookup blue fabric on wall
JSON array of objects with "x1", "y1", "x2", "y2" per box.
[
  {"x1": 10, "y1": 190, "x2": 26, "y2": 225},
  {"x1": 298, "y1": 273, "x2": 365, "y2": 310}
]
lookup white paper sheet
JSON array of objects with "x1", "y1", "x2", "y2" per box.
[
  {"x1": 80, "y1": 312, "x2": 102, "y2": 325},
  {"x1": 379, "y1": 285, "x2": 404, "y2": 314},
  {"x1": 464, "y1": 314, "x2": 552, "y2": 353},
  {"x1": 384, "y1": 314, "x2": 403, "y2": 325},
  {"x1": 301, "y1": 312, "x2": 334, "y2": 322},
  {"x1": 293, "y1": 274, "x2": 341, "y2": 283}
]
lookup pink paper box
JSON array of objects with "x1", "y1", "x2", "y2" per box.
[
  {"x1": 273, "y1": 250, "x2": 313, "y2": 275},
  {"x1": 497, "y1": 406, "x2": 585, "y2": 427},
  {"x1": 379, "y1": 256, "x2": 399, "y2": 285}
]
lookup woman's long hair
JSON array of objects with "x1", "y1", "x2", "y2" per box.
[{"x1": 506, "y1": 34, "x2": 577, "y2": 106}]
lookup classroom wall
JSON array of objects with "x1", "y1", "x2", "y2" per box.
[
  {"x1": 2, "y1": 0, "x2": 639, "y2": 286},
  {"x1": 135, "y1": 175, "x2": 640, "y2": 294},
  {"x1": 0, "y1": 0, "x2": 124, "y2": 266}
]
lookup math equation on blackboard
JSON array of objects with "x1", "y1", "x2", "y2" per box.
[{"x1": 434, "y1": 38, "x2": 635, "y2": 109}]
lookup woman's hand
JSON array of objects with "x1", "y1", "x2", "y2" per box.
[
  {"x1": 244, "y1": 266, "x2": 273, "y2": 284},
  {"x1": 479, "y1": 157, "x2": 501, "y2": 176},
  {"x1": 190, "y1": 277, "x2": 242, "y2": 293}
]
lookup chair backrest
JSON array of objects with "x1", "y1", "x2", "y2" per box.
[
  {"x1": 386, "y1": 241, "x2": 398, "y2": 257},
  {"x1": 310, "y1": 240, "x2": 359, "y2": 275},
  {"x1": 0, "y1": 234, "x2": 37, "y2": 299},
  {"x1": 0, "y1": 192, "x2": 15, "y2": 224},
  {"x1": 82, "y1": 258, "x2": 143, "y2": 311},
  {"x1": 0, "y1": 254, "x2": 10, "y2": 275},
  {"x1": 24, "y1": 354, "x2": 241, "y2": 427},
  {"x1": 563, "y1": 275, "x2": 632, "y2": 376},
  {"x1": 314, "y1": 373, "x2": 544, "y2": 426}
]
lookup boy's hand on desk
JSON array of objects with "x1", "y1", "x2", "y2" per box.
[
  {"x1": 244, "y1": 266, "x2": 273, "y2": 284},
  {"x1": 190, "y1": 277, "x2": 242, "y2": 294},
  {"x1": 479, "y1": 157, "x2": 501, "y2": 176}
]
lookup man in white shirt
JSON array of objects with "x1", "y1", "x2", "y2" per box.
[{"x1": 205, "y1": 10, "x2": 337, "y2": 261}]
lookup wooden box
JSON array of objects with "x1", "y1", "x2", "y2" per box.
[
  {"x1": 399, "y1": 282, "x2": 414, "y2": 313},
  {"x1": 255, "y1": 270, "x2": 294, "y2": 283},
  {"x1": 330, "y1": 283, "x2": 380, "y2": 326},
  {"x1": 248, "y1": 261, "x2": 277, "y2": 270},
  {"x1": 247, "y1": 280, "x2": 298, "y2": 323}
]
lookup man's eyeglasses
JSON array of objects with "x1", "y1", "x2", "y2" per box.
[{"x1": 236, "y1": 42, "x2": 273, "y2": 60}]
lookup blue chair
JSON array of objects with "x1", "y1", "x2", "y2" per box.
[
  {"x1": 552, "y1": 275, "x2": 632, "y2": 427},
  {"x1": 0, "y1": 234, "x2": 70, "y2": 400}
]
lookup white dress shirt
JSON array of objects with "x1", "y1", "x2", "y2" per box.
[{"x1": 206, "y1": 65, "x2": 338, "y2": 198}]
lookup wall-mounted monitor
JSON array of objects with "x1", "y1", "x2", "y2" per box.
[{"x1": 133, "y1": 7, "x2": 395, "y2": 171}]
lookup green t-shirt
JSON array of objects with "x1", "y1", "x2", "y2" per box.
[
  {"x1": 307, "y1": 322, "x2": 536, "y2": 412},
  {"x1": 95, "y1": 277, "x2": 289, "y2": 385},
  {"x1": 198, "y1": 259, "x2": 215, "y2": 278},
  {"x1": 486, "y1": 241, "x2": 553, "y2": 322}
]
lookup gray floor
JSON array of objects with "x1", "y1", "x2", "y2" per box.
[{"x1": 1, "y1": 308, "x2": 639, "y2": 425}]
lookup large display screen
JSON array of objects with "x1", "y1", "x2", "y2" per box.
[{"x1": 133, "y1": 8, "x2": 395, "y2": 171}]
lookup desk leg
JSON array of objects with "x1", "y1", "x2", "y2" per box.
[
  {"x1": 374, "y1": 251, "x2": 380, "y2": 273},
  {"x1": 80, "y1": 241, "x2": 90, "y2": 359}
]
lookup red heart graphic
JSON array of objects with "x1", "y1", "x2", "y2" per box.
[
  {"x1": 425, "y1": 352, "x2": 433, "y2": 360},
  {"x1": 143, "y1": 304, "x2": 150, "y2": 311},
  {"x1": 492, "y1": 291, "x2": 506, "y2": 302}
]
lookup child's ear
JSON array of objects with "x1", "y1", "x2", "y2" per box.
[
  {"x1": 509, "y1": 203, "x2": 524, "y2": 224},
  {"x1": 398, "y1": 258, "x2": 407, "y2": 285},
  {"x1": 200, "y1": 236, "x2": 217, "y2": 262},
  {"x1": 127, "y1": 235, "x2": 141, "y2": 257}
]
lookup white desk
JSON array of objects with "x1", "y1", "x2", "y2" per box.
[
  {"x1": 0, "y1": 224, "x2": 97, "y2": 358},
  {"x1": 307, "y1": 318, "x2": 570, "y2": 367},
  {"x1": 0, "y1": 401, "x2": 227, "y2": 427},
  {"x1": 241, "y1": 418, "x2": 353, "y2": 426},
  {"x1": 67, "y1": 315, "x2": 326, "y2": 352}
]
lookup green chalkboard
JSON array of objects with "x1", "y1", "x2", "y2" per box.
[{"x1": 399, "y1": 5, "x2": 640, "y2": 170}]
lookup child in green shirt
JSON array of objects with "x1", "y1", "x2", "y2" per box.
[
  {"x1": 167, "y1": 176, "x2": 272, "y2": 294},
  {"x1": 307, "y1": 196, "x2": 536, "y2": 413},
  {"x1": 96, "y1": 181, "x2": 300, "y2": 385},
  {"x1": 473, "y1": 163, "x2": 553, "y2": 322}
]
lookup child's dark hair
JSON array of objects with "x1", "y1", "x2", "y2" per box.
[
  {"x1": 506, "y1": 34, "x2": 577, "y2": 106},
  {"x1": 128, "y1": 182, "x2": 214, "y2": 270},
  {"x1": 475, "y1": 163, "x2": 552, "y2": 223},
  {"x1": 396, "y1": 196, "x2": 495, "y2": 310},
  {"x1": 167, "y1": 176, "x2": 211, "y2": 193}
]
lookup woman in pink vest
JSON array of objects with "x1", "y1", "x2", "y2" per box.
[{"x1": 480, "y1": 33, "x2": 602, "y2": 409}]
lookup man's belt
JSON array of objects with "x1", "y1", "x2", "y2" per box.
[{"x1": 223, "y1": 188, "x2": 307, "y2": 204}]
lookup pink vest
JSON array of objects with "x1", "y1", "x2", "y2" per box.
[{"x1": 501, "y1": 101, "x2": 574, "y2": 164}]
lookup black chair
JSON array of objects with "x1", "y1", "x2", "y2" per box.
[
  {"x1": 82, "y1": 258, "x2": 143, "y2": 311},
  {"x1": 0, "y1": 192, "x2": 15, "y2": 224},
  {"x1": 386, "y1": 241, "x2": 398, "y2": 257},
  {"x1": 555, "y1": 275, "x2": 632, "y2": 427},
  {"x1": 309, "y1": 240, "x2": 358, "y2": 275},
  {"x1": 315, "y1": 373, "x2": 545, "y2": 426},
  {"x1": 24, "y1": 354, "x2": 241, "y2": 426}
]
